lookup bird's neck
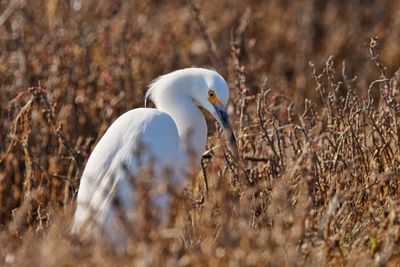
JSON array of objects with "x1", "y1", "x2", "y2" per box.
[{"x1": 156, "y1": 95, "x2": 207, "y2": 167}]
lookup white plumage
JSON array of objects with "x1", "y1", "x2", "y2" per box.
[{"x1": 71, "y1": 68, "x2": 237, "y2": 243}]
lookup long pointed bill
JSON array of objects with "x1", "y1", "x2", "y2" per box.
[{"x1": 212, "y1": 103, "x2": 239, "y2": 160}]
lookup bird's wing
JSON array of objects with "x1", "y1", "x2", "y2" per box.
[{"x1": 71, "y1": 108, "x2": 184, "y2": 236}]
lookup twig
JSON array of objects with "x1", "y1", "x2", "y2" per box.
[
  {"x1": 186, "y1": 0, "x2": 219, "y2": 68},
  {"x1": 0, "y1": 0, "x2": 25, "y2": 27}
]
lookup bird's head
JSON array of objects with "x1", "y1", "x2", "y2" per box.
[
  {"x1": 146, "y1": 68, "x2": 238, "y2": 159},
  {"x1": 190, "y1": 69, "x2": 239, "y2": 159}
]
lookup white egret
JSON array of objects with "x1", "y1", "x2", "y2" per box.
[{"x1": 71, "y1": 68, "x2": 237, "y2": 243}]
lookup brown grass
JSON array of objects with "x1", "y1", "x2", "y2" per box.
[{"x1": 1, "y1": 0, "x2": 400, "y2": 266}]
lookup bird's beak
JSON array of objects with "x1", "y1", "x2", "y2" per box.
[{"x1": 211, "y1": 101, "x2": 239, "y2": 160}]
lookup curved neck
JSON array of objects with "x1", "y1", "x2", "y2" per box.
[{"x1": 156, "y1": 93, "x2": 207, "y2": 167}]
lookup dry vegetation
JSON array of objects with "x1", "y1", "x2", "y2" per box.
[{"x1": 1, "y1": 0, "x2": 400, "y2": 266}]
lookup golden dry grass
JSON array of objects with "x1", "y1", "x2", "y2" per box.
[{"x1": 1, "y1": 0, "x2": 400, "y2": 266}]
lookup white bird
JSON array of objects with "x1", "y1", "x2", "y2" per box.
[{"x1": 71, "y1": 68, "x2": 237, "y2": 243}]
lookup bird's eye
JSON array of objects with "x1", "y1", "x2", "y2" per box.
[{"x1": 208, "y1": 90, "x2": 215, "y2": 98}]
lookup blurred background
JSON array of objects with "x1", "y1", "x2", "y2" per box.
[
  {"x1": 0, "y1": 0, "x2": 400, "y2": 223},
  {"x1": 2, "y1": 1, "x2": 400, "y2": 103}
]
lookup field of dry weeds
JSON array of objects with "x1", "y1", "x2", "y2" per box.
[{"x1": 1, "y1": 0, "x2": 400, "y2": 266}]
